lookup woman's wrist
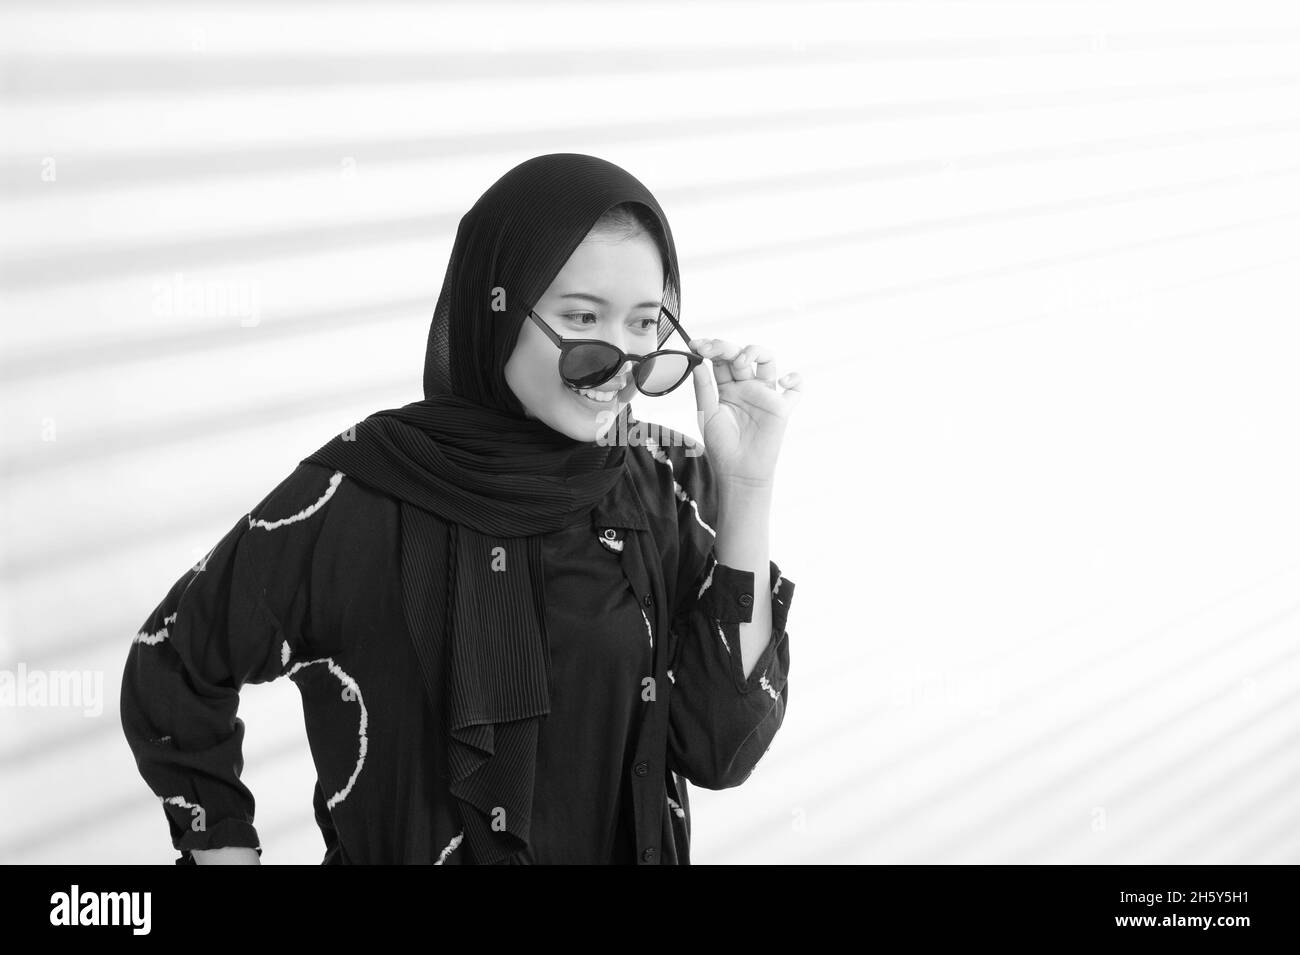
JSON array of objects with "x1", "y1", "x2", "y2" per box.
[{"x1": 191, "y1": 846, "x2": 261, "y2": 865}]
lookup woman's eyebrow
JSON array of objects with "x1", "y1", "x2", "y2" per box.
[{"x1": 559, "y1": 292, "x2": 662, "y2": 310}]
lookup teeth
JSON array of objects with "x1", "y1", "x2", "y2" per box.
[{"x1": 569, "y1": 382, "x2": 623, "y2": 402}]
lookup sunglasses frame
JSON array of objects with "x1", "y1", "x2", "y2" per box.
[{"x1": 526, "y1": 303, "x2": 703, "y2": 397}]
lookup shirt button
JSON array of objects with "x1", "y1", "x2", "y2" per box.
[
  {"x1": 603, "y1": 528, "x2": 617, "y2": 540},
  {"x1": 738, "y1": 593, "x2": 753, "y2": 607},
  {"x1": 643, "y1": 594, "x2": 653, "y2": 608},
  {"x1": 641, "y1": 847, "x2": 656, "y2": 862},
  {"x1": 633, "y1": 760, "x2": 649, "y2": 777}
]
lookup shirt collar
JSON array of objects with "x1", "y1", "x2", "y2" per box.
[{"x1": 589, "y1": 464, "x2": 650, "y2": 531}]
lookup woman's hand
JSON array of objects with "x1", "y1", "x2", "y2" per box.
[
  {"x1": 191, "y1": 847, "x2": 261, "y2": 864},
  {"x1": 688, "y1": 338, "x2": 803, "y2": 488}
]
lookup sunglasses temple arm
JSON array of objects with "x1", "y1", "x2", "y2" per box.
[
  {"x1": 528, "y1": 309, "x2": 564, "y2": 346},
  {"x1": 661, "y1": 307, "x2": 695, "y2": 351}
]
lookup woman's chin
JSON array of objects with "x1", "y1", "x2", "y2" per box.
[
  {"x1": 521, "y1": 386, "x2": 628, "y2": 442},
  {"x1": 563, "y1": 392, "x2": 626, "y2": 441}
]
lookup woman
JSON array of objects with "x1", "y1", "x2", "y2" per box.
[{"x1": 120, "y1": 153, "x2": 803, "y2": 864}]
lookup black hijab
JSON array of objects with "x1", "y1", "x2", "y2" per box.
[{"x1": 300, "y1": 153, "x2": 682, "y2": 864}]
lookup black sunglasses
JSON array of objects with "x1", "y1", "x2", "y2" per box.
[{"x1": 527, "y1": 304, "x2": 703, "y2": 397}]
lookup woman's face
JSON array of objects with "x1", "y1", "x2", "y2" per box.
[{"x1": 505, "y1": 227, "x2": 665, "y2": 441}]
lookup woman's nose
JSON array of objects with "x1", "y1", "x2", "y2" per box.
[
  {"x1": 595, "y1": 335, "x2": 636, "y2": 368},
  {"x1": 612, "y1": 354, "x2": 640, "y2": 380}
]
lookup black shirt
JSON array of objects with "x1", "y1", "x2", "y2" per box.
[
  {"x1": 506, "y1": 518, "x2": 648, "y2": 864},
  {"x1": 120, "y1": 421, "x2": 795, "y2": 864}
]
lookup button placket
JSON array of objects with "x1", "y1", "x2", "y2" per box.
[{"x1": 590, "y1": 506, "x2": 669, "y2": 866}]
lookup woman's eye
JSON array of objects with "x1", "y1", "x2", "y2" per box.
[{"x1": 566, "y1": 313, "x2": 656, "y2": 332}]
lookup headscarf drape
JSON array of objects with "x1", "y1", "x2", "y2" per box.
[{"x1": 300, "y1": 153, "x2": 681, "y2": 864}]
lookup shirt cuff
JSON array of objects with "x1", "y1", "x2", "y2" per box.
[
  {"x1": 174, "y1": 818, "x2": 262, "y2": 857},
  {"x1": 700, "y1": 557, "x2": 795, "y2": 629},
  {"x1": 699, "y1": 558, "x2": 795, "y2": 695}
]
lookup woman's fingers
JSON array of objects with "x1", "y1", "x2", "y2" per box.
[
  {"x1": 690, "y1": 353, "x2": 719, "y2": 420},
  {"x1": 708, "y1": 340, "x2": 747, "y2": 380},
  {"x1": 688, "y1": 338, "x2": 805, "y2": 414},
  {"x1": 692, "y1": 338, "x2": 734, "y2": 384},
  {"x1": 742, "y1": 344, "x2": 779, "y2": 385},
  {"x1": 693, "y1": 339, "x2": 781, "y2": 386},
  {"x1": 778, "y1": 371, "x2": 805, "y2": 409},
  {"x1": 695, "y1": 338, "x2": 758, "y2": 383}
]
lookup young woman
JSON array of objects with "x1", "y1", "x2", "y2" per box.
[{"x1": 120, "y1": 153, "x2": 803, "y2": 864}]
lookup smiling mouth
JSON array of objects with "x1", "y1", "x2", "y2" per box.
[{"x1": 565, "y1": 378, "x2": 629, "y2": 405}]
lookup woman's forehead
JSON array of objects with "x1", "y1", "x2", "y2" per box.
[{"x1": 547, "y1": 231, "x2": 664, "y2": 303}]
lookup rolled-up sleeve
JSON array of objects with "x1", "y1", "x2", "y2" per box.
[{"x1": 662, "y1": 440, "x2": 796, "y2": 791}]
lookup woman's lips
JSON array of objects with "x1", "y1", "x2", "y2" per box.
[{"x1": 566, "y1": 378, "x2": 631, "y2": 409}]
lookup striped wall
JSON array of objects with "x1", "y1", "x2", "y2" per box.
[{"x1": 2, "y1": 1, "x2": 1298, "y2": 863}]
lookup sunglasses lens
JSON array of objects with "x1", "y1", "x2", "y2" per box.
[
  {"x1": 562, "y1": 344, "x2": 622, "y2": 388},
  {"x1": 636, "y1": 353, "x2": 693, "y2": 395}
]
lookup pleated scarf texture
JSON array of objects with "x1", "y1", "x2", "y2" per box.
[{"x1": 300, "y1": 153, "x2": 682, "y2": 864}]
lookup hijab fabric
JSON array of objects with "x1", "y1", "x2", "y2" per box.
[{"x1": 300, "y1": 153, "x2": 682, "y2": 864}]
